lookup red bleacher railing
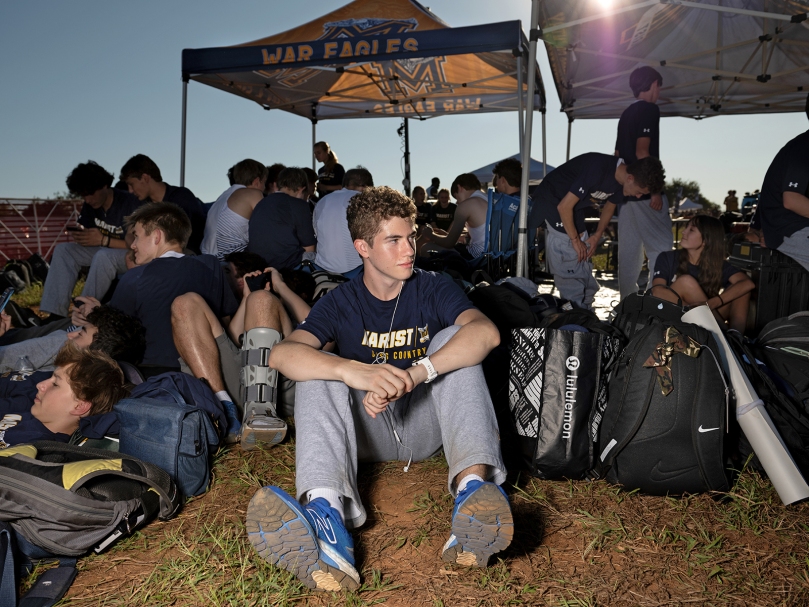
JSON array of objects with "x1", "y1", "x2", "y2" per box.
[{"x1": 0, "y1": 199, "x2": 83, "y2": 262}]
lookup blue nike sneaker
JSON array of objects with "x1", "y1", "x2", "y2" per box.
[
  {"x1": 246, "y1": 487, "x2": 360, "y2": 591},
  {"x1": 221, "y1": 400, "x2": 241, "y2": 445},
  {"x1": 441, "y1": 480, "x2": 514, "y2": 567}
]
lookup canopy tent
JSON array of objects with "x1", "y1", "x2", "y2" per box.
[
  {"x1": 470, "y1": 153, "x2": 556, "y2": 185},
  {"x1": 180, "y1": 0, "x2": 547, "y2": 276},
  {"x1": 678, "y1": 196, "x2": 703, "y2": 209},
  {"x1": 537, "y1": 0, "x2": 809, "y2": 156}
]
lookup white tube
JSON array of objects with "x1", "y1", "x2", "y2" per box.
[{"x1": 682, "y1": 305, "x2": 809, "y2": 505}]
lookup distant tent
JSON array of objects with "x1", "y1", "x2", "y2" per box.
[
  {"x1": 679, "y1": 197, "x2": 703, "y2": 210},
  {"x1": 469, "y1": 154, "x2": 555, "y2": 185}
]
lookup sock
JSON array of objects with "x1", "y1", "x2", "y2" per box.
[
  {"x1": 457, "y1": 473, "x2": 485, "y2": 494},
  {"x1": 305, "y1": 489, "x2": 345, "y2": 523},
  {"x1": 215, "y1": 391, "x2": 232, "y2": 403}
]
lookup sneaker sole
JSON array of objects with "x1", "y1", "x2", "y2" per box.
[
  {"x1": 246, "y1": 487, "x2": 359, "y2": 592},
  {"x1": 442, "y1": 483, "x2": 514, "y2": 567},
  {"x1": 240, "y1": 422, "x2": 287, "y2": 450}
]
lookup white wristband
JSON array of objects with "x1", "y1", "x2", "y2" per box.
[{"x1": 413, "y1": 356, "x2": 438, "y2": 383}]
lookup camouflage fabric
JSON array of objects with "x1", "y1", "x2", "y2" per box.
[{"x1": 642, "y1": 326, "x2": 701, "y2": 396}]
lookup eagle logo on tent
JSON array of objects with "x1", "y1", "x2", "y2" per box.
[{"x1": 274, "y1": 18, "x2": 449, "y2": 97}]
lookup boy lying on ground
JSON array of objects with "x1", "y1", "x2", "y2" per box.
[
  {"x1": 246, "y1": 186, "x2": 512, "y2": 592},
  {"x1": 0, "y1": 342, "x2": 128, "y2": 448},
  {"x1": 0, "y1": 305, "x2": 145, "y2": 373}
]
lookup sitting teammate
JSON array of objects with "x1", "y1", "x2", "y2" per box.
[
  {"x1": 651, "y1": 215, "x2": 754, "y2": 333},
  {"x1": 0, "y1": 304, "x2": 145, "y2": 373},
  {"x1": 172, "y1": 266, "x2": 311, "y2": 449},
  {"x1": 246, "y1": 186, "x2": 510, "y2": 592},
  {"x1": 421, "y1": 173, "x2": 488, "y2": 259},
  {"x1": 0, "y1": 342, "x2": 128, "y2": 448},
  {"x1": 528, "y1": 154, "x2": 665, "y2": 309}
]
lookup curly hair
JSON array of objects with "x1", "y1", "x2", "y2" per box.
[
  {"x1": 626, "y1": 157, "x2": 666, "y2": 194},
  {"x1": 126, "y1": 202, "x2": 192, "y2": 248},
  {"x1": 65, "y1": 161, "x2": 114, "y2": 197},
  {"x1": 86, "y1": 306, "x2": 146, "y2": 364},
  {"x1": 347, "y1": 186, "x2": 416, "y2": 243},
  {"x1": 54, "y1": 342, "x2": 129, "y2": 416}
]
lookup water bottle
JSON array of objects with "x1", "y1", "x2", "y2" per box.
[{"x1": 15, "y1": 356, "x2": 33, "y2": 375}]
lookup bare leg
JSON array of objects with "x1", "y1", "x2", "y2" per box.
[
  {"x1": 720, "y1": 291, "x2": 751, "y2": 334},
  {"x1": 172, "y1": 293, "x2": 227, "y2": 393},
  {"x1": 652, "y1": 277, "x2": 726, "y2": 327},
  {"x1": 244, "y1": 289, "x2": 291, "y2": 336}
]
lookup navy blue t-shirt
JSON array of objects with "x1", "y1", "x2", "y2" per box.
[
  {"x1": 163, "y1": 185, "x2": 207, "y2": 253},
  {"x1": 653, "y1": 250, "x2": 743, "y2": 290},
  {"x1": 109, "y1": 254, "x2": 238, "y2": 367},
  {"x1": 77, "y1": 188, "x2": 143, "y2": 240},
  {"x1": 758, "y1": 129, "x2": 809, "y2": 249},
  {"x1": 299, "y1": 269, "x2": 474, "y2": 369},
  {"x1": 529, "y1": 153, "x2": 624, "y2": 235},
  {"x1": 615, "y1": 100, "x2": 660, "y2": 165},
  {"x1": 248, "y1": 192, "x2": 317, "y2": 271},
  {"x1": 0, "y1": 371, "x2": 66, "y2": 448},
  {"x1": 318, "y1": 163, "x2": 346, "y2": 191},
  {"x1": 415, "y1": 202, "x2": 435, "y2": 227}
]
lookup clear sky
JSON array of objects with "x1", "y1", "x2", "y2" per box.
[{"x1": 0, "y1": 0, "x2": 803, "y2": 205}]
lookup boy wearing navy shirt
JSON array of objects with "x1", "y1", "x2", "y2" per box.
[
  {"x1": 40, "y1": 161, "x2": 143, "y2": 318},
  {"x1": 0, "y1": 343, "x2": 127, "y2": 448},
  {"x1": 756, "y1": 98, "x2": 809, "y2": 271},
  {"x1": 615, "y1": 66, "x2": 673, "y2": 298},
  {"x1": 247, "y1": 186, "x2": 511, "y2": 592},
  {"x1": 120, "y1": 154, "x2": 208, "y2": 254},
  {"x1": 92, "y1": 203, "x2": 237, "y2": 375},
  {"x1": 528, "y1": 154, "x2": 665, "y2": 309}
]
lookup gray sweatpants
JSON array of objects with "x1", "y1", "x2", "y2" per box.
[
  {"x1": 545, "y1": 222, "x2": 599, "y2": 310},
  {"x1": 40, "y1": 243, "x2": 127, "y2": 315},
  {"x1": 294, "y1": 325, "x2": 507, "y2": 529},
  {"x1": 82, "y1": 248, "x2": 129, "y2": 300},
  {"x1": 617, "y1": 197, "x2": 673, "y2": 299},
  {"x1": 778, "y1": 226, "x2": 809, "y2": 272}
]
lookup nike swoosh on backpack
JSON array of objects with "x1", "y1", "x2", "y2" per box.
[
  {"x1": 649, "y1": 460, "x2": 695, "y2": 482},
  {"x1": 698, "y1": 425, "x2": 720, "y2": 433}
]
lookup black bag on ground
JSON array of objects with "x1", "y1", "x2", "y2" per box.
[
  {"x1": 26, "y1": 253, "x2": 49, "y2": 283},
  {"x1": 0, "y1": 442, "x2": 180, "y2": 556},
  {"x1": 594, "y1": 321, "x2": 732, "y2": 495},
  {"x1": 726, "y1": 331, "x2": 809, "y2": 477},
  {"x1": 611, "y1": 291, "x2": 685, "y2": 341},
  {"x1": 509, "y1": 325, "x2": 622, "y2": 479},
  {"x1": 756, "y1": 312, "x2": 809, "y2": 410},
  {"x1": 468, "y1": 284, "x2": 539, "y2": 343}
]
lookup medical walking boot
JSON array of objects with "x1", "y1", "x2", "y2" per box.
[{"x1": 240, "y1": 327, "x2": 287, "y2": 450}]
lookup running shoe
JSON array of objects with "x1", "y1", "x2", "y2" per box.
[
  {"x1": 441, "y1": 480, "x2": 514, "y2": 567},
  {"x1": 246, "y1": 487, "x2": 360, "y2": 591}
]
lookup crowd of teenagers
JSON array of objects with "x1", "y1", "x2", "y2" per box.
[{"x1": 0, "y1": 66, "x2": 807, "y2": 593}]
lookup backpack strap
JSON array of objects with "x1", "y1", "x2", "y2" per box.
[
  {"x1": 0, "y1": 522, "x2": 16, "y2": 607},
  {"x1": 18, "y1": 564, "x2": 77, "y2": 607}
]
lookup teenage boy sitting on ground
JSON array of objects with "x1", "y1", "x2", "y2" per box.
[
  {"x1": 0, "y1": 342, "x2": 128, "y2": 448},
  {"x1": 246, "y1": 186, "x2": 511, "y2": 592},
  {"x1": 0, "y1": 304, "x2": 145, "y2": 373},
  {"x1": 172, "y1": 266, "x2": 311, "y2": 449},
  {"x1": 81, "y1": 203, "x2": 238, "y2": 380},
  {"x1": 39, "y1": 161, "x2": 143, "y2": 319},
  {"x1": 119, "y1": 154, "x2": 208, "y2": 253},
  {"x1": 527, "y1": 154, "x2": 665, "y2": 309}
]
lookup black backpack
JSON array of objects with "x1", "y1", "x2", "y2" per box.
[
  {"x1": 611, "y1": 291, "x2": 685, "y2": 342},
  {"x1": 593, "y1": 321, "x2": 732, "y2": 495},
  {"x1": 726, "y1": 331, "x2": 809, "y2": 477},
  {"x1": 756, "y1": 312, "x2": 809, "y2": 410}
]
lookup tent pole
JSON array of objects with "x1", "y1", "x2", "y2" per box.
[
  {"x1": 542, "y1": 110, "x2": 547, "y2": 178},
  {"x1": 311, "y1": 120, "x2": 317, "y2": 171},
  {"x1": 517, "y1": 55, "x2": 525, "y2": 153},
  {"x1": 180, "y1": 78, "x2": 188, "y2": 187},
  {"x1": 516, "y1": 0, "x2": 540, "y2": 279},
  {"x1": 403, "y1": 118, "x2": 411, "y2": 197},
  {"x1": 566, "y1": 117, "x2": 573, "y2": 161}
]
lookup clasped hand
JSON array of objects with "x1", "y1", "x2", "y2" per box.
[{"x1": 344, "y1": 362, "x2": 423, "y2": 418}]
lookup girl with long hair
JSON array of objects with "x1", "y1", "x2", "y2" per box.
[
  {"x1": 651, "y1": 214, "x2": 754, "y2": 333},
  {"x1": 313, "y1": 141, "x2": 345, "y2": 197}
]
